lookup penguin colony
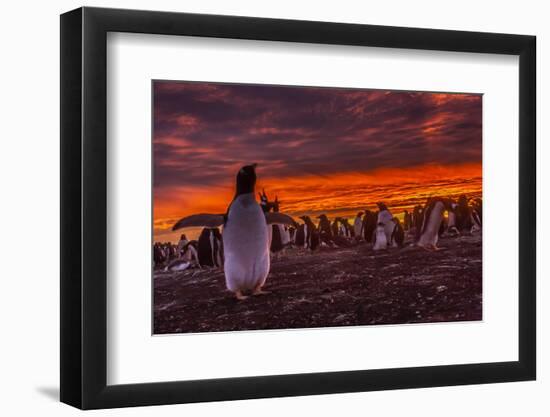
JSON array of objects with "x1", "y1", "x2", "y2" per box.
[{"x1": 154, "y1": 164, "x2": 482, "y2": 299}]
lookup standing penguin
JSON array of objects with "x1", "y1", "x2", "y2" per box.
[
  {"x1": 295, "y1": 222, "x2": 307, "y2": 248},
  {"x1": 417, "y1": 198, "x2": 451, "y2": 251},
  {"x1": 331, "y1": 218, "x2": 340, "y2": 237},
  {"x1": 376, "y1": 202, "x2": 395, "y2": 244},
  {"x1": 353, "y1": 212, "x2": 364, "y2": 241},
  {"x1": 299, "y1": 215, "x2": 320, "y2": 250},
  {"x1": 447, "y1": 200, "x2": 460, "y2": 236},
  {"x1": 197, "y1": 227, "x2": 223, "y2": 267},
  {"x1": 456, "y1": 194, "x2": 473, "y2": 233},
  {"x1": 472, "y1": 198, "x2": 483, "y2": 223},
  {"x1": 471, "y1": 197, "x2": 482, "y2": 233},
  {"x1": 340, "y1": 218, "x2": 353, "y2": 238},
  {"x1": 362, "y1": 210, "x2": 377, "y2": 243},
  {"x1": 413, "y1": 205, "x2": 424, "y2": 241},
  {"x1": 269, "y1": 196, "x2": 291, "y2": 253},
  {"x1": 172, "y1": 164, "x2": 295, "y2": 300},
  {"x1": 403, "y1": 210, "x2": 411, "y2": 231},
  {"x1": 317, "y1": 214, "x2": 334, "y2": 246},
  {"x1": 372, "y1": 223, "x2": 388, "y2": 250},
  {"x1": 390, "y1": 217, "x2": 405, "y2": 248},
  {"x1": 153, "y1": 242, "x2": 167, "y2": 267},
  {"x1": 176, "y1": 233, "x2": 188, "y2": 257}
]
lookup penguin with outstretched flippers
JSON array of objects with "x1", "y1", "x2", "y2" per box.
[{"x1": 172, "y1": 164, "x2": 295, "y2": 300}]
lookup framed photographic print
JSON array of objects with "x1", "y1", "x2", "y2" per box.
[{"x1": 60, "y1": 6, "x2": 536, "y2": 409}]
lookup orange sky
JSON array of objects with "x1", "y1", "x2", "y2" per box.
[{"x1": 154, "y1": 162, "x2": 482, "y2": 242}]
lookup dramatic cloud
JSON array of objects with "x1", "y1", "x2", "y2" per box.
[{"x1": 153, "y1": 81, "x2": 482, "y2": 242}]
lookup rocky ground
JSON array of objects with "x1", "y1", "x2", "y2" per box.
[{"x1": 153, "y1": 234, "x2": 482, "y2": 334}]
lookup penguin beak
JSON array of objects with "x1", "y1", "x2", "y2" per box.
[{"x1": 251, "y1": 163, "x2": 258, "y2": 169}]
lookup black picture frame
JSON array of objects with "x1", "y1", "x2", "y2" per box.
[{"x1": 60, "y1": 6, "x2": 536, "y2": 410}]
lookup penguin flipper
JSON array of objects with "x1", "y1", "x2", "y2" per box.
[
  {"x1": 265, "y1": 212, "x2": 296, "y2": 226},
  {"x1": 172, "y1": 214, "x2": 225, "y2": 230}
]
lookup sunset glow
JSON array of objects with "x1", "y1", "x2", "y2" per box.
[{"x1": 153, "y1": 82, "x2": 482, "y2": 242}]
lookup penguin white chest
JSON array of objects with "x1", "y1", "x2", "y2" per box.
[
  {"x1": 373, "y1": 225, "x2": 388, "y2": 250},
  {"x1": 222, "y1": 194, "x2": 270, "y2": 292},
  {"x1": 377, "y1": 209, "x2": 394, "y2": 241},
  {"x1": 418, "y1": 202, "x2": 444, "y2": 247}
]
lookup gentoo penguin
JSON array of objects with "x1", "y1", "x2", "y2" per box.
[
  {"x1": 447, "y1": 201, "x2": 460, "y2": 236},
  {"x1": 176, "y1": 234, "x2": 188, "y2": 257},
  {"x1": 417, "y1": 198, "x2": 451, "y2": 251},
  {"x1": 340, "y1": 218, "x2": 353, "y2": 238},
  {"x1": 162, "y1": 242, "x2": 176, "y2": 261},
  {"x1": 295, "y1": 222, "x2": 307, "y2": 248},
  {"x1": 472, "y1": 198, "x2": 483, "y2": 223},
  {"x1": 181, "y1": 240, "x2": 199, "y2": 264},
  {"x1": 353, "y1": 212, "x2": 364, "y2": 241},
  {"x1": 164, "y1": 241, "x2": 199, "y2": 272},
  {"x1": 197, "y1": 227, "x2": 223, "y2": 267},
  {"x1": 362, "y1": 210, "x2": 377, "y2": 243},
  {"x1": 153, "y1": 242, "x2": 166, "y2": 267},
  {"x1": 268, "y1": 196, "x2": 291, "y2": 253},
  {"x1": 331, "y1": 218, "x2": 340, "y2": 237},
  {"x1": 338, "y1": 217, "x2": 348, "y2": 237},
  {"x1": 403, "y1": 210, "x2": 411, "y2": 231},
  {"x1": 413, "y1": 204, "x2": 424, "y2": 241},
  {"x1": 288, "y1": 226, "x2": 296, "y2": 244},
  {"x1": 390, "y1": 217, "x2": 405, "y2": 248},
  {"x1": 372, "y1": 222, "x2": 388, "y2": 250},
  {"x1": 376, "y1": 202, "x2": 395, "y2": 244},
  {"x1": 470, "y1": 197, "x2": 482, "y2": 233},
  {"x1": 172, "y1": 164, "x2": 295, "y2": 300},
  {"x1": 299, "y1": 215, "x2": 320, "y2": 250},
  {"x1": 317, "y1": 214, "x2": 334, "y2": 246},
  {"x1": 456, "y1": 194, "x2": 473, "y2": 233},
  {"x1": 471, "y1": 210, "x2": 482, "y2": 233}
]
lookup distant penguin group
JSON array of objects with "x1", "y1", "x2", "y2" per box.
[
  {"x1": 156, "y1": 165, "x2": 483, "y2": 297},
  {"x1": 295, "y1": 215, "x2": 320, "y2": 250}
]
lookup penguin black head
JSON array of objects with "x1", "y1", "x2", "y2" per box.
[
  {"x1": 376, "y1": 202, "x2": 388, "y2": 211},
  {"x1": 236, "y1": 164, "x2": 257, "y2": 195}
]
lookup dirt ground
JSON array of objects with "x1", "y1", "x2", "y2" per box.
[{"x1": 153, "y1": 234, "x2": 482, "y2": 334}]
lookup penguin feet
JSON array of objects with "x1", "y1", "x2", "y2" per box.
[
  {"x1": 417, "y1": 244, "x2": 434, "y2": 252},
  {"x1": 252, "y1": 284, "x2": 271, "y2": 296},
  {"x1": 234, "y1": 291, "x2": 249, "y2": 301}
]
